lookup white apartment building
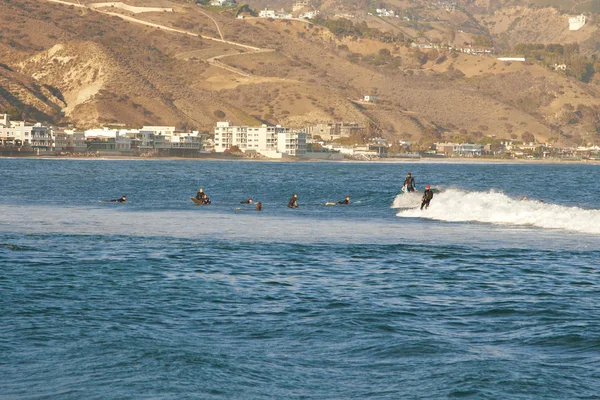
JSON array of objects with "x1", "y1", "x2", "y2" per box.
[
  {"x1": 214, "y1": 121, "x2": 305, "y2": 158},
  {"x1": 277, "y1": 131, "x2": 306, "y2": 156}
]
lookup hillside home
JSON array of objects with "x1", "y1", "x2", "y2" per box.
[
  {"x1": 293, "y1": 0, "x2": 309, "y2": 12},
  {"x1": 569, "y1": 14, "x2": 586, "y2": 31},
  {"x1": 410, "y1": 37, "x2": 440, "y2": 49},
  {"x1": 435, "y1": 1, "x2": 456, "y2": 11},
  {"x1": 457, "y1": 45, "x2": 494, "y2": 56},
  {"x1": 363, "y1": 95, "x2": 380, "y2": 102},
  {"x1": 299, "y1": 10, "x2": 319, "y2": 19},
  {"x1": 259, "y1": 9, "x2": 292, "y2": 18},
  {"x1": 554, "y1": 63, "x2": 567, "y2": 71},
  {"x1": 376, "y1": 8, "x2": 395, "y2": 17},
  {"x1": 210, "y1": 0, "x2": 236, "y2": 6}
]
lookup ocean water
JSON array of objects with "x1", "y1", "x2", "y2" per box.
[{"x1": 1, "y1": 158, "x2": 599, "y2": 399}]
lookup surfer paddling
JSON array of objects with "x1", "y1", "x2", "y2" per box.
[
  {"x1": 421, "y1": 186, "x2": 433, "y2": 210},
  {"x1": 241, "y1": 198, "x2": 253, "y2": 204},
  {"x1": 326, "y1": 196, "x2": 351, "y2": 206},
  {"x1": 105, "y1": 195, "x2": 127, "y2": 203},
  {"x1": 338, "y1": 196, "x2": 350, "y2": 204}
]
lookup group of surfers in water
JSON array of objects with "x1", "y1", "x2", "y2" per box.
[{"x1": 106, "y1": 173, "x2": 434, "y2": 211}]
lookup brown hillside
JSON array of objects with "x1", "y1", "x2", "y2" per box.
[{"x1": 0, "y1": 0, "x2": 599, "y2": 145}]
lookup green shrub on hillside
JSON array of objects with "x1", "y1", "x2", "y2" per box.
[
  {"x1": 312, "y1": 16, "x2": 405, "y2": 43},
  {"x1": 511, "y1": 43, "x2": 595, "y2": 82}
]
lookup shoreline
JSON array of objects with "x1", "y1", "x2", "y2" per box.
[{"x1": 0, "y1": 154, "x2": 599, "y2": 165}]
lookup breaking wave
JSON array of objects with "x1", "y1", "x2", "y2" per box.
[{"x1": 394, "y1": 189, "x2": 600, "y2": 235}]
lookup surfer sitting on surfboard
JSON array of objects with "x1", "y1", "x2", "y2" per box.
[
  {"x1": 195, "y1": 188, "x2": 211, "y2": 205},
  {"x1": 288, "y1": 193, "x2": 299, "y2": 208}
]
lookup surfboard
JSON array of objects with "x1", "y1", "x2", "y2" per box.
[
  {"x1": 325, "y1": 202, "x2": 337, "y2": 206},
  {"x1": 190, "y1": 197, "x2": 207, "y2": 205}
]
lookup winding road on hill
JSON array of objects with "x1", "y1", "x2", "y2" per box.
[{"x1": 41, "y1": 0, "x2": 268, "y2": 77}]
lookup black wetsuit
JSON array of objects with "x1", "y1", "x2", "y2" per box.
[
  {"x1": 110, "y1": 197, "x2": 126, "y2": 203},
  {"x1": 337, "y1": 199, "x2": 350, "y2": 204},
  {"x1": 202, "y1": 196, "x2": 211, "y2": 205},
  {"x1": 241, "y1": 199, "x2": 252, "y2": 204},
  {"x1": 404, "y1": 176, "x2": 415, "y2": 192},
  {"x1": 421, "y1": 189, "x2": 433, "y2": 210},
  {"x1": 195, "y1": 192, "x2": 205, "y2": 201},
  {"x1": 288, "y1": 197, "x2": 298, "y2": 208}
]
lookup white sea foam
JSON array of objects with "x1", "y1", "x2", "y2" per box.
[
  {"x1": 395, "y1": 189, "x2": 600, "y2": 235},
  {"x1": 391, "y1": 191, "x2": 422, "y2": 209}
]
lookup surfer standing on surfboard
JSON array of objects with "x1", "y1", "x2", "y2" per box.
[
  {"x1": 421, "y1": 186, "x2": 433, "y2": 210},
  {"x1": 403, "y1": 173, "x2": 416, "y2": 193}
]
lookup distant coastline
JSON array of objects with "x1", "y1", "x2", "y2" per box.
[{"x1": 1, "y1": 154, "x2": 598, "y2": 164}]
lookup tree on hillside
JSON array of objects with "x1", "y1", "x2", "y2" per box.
[
  {"x1": 521, "y1": 132, "x2": 535, "y2": 143},
  {"x1": 473, "y1": 35, "x2": 493, "y2": 47},
  {"x1": 417, "y1": 126, "x2": 441, "y2": 151}
]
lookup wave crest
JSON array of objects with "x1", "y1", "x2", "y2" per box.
[{"x1": 395, "y1": 189, "x2": 600, "y2": 234}]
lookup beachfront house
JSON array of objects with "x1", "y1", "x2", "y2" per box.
[{"x1": 0, "y1": 118, "x2": 52, "y2": 153}]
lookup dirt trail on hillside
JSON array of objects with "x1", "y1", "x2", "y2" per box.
[
  {"x1": 197, "y1": 8, "x2": 224, "y2": 41},
  {"x1": 41, "y1": 0, "x2": 266, "y2": 78}
]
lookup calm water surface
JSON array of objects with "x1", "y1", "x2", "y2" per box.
[{"x1": 1, "y1": 159, "x2": 599, "y2": 399}]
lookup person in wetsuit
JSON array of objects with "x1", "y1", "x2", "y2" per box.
[
  {"x1": 256, "y1": 202, "x2": 262, "y2": 211},
  {"x1": 288, "y1": 193, "x2": 298, "y2": 208},
  {"x1": 195, "y1": 188, "x2": 211, "y2": 205},
  {"x1": 421, "y1": 186, "x2": 433, "y2": 210},
  {"x1": 337, "y1": 196, "x2": 351, "y2": 205},
  {"x1": 241, "y1": 198, "x2": 253, "y2": 204},
  {"x1": 109, "y1": 195, "x2": 127, "y2": 203},
  {"x1": 404, "y1": 173, "x2": 416, "y2": 192}
]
